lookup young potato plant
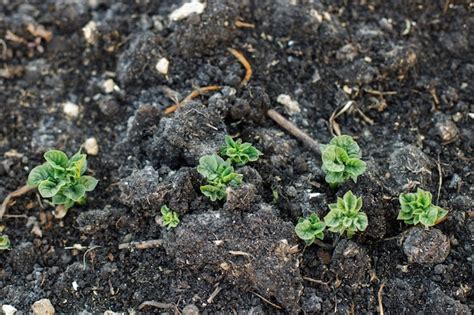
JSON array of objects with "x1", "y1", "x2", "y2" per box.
[
  {"x1": 197, "y1": 154, "x2": 243, "y2": 201},
  {"x1": 324, "y1": 190, "x2": 368, "y2": 238},
  {"x1": 398, "y1": 188, "x2": 448, "y2": 228},
  {"x1": 220, "y1": 135, "x2": 263, "y2": 166},
  {"x1": 0, "y1": 235, "x2": 11, "y2": 250},
  {"x1": 320, "y1": 135, "x2": 366, "y2": 187},
  {"x1": 295, "y1": 213, "x2": 326, "y2": 245},
  {"x1": 27, "y1": 149, "x2": 98, "y2": 211},
  {"x1": 160, "y1": 205, "x2": 180, "y2": 229}
]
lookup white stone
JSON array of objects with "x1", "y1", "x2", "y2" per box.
[
  {"x1": 155, "y1": 58, "x2": 170, "y2": 75},
  {"x1": 82, "y1": 21, "x2": 98, "y2": 45},
  {"x1": 2, "y1": 305, "x2": 17, "y2": 315},
  {"x1": 169, "y1": 0, "x2": 206, "y2": 21},
  {"x1": 84, "y1": 137, "x2": 99, "y2": 156},
  {"x1": 277, "y1": 94, "x2": 301, "y2": 114},
  {"x1": 102, "y1": 79, "x2": 118, "y2": 94},
  {"x1": 72, "y1": 281, "x2": 79, "y2": 291},
  {"x1": 63, "y1": 101, "x2": 80, "y2": 118},
  {"x1": 31, "y1": 299, "x2": 55, "y2": 315}
]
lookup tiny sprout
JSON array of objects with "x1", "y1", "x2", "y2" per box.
[
  {"x1": 324, "y1": 191, "x2": 368, "y2": 238},
  {"x1": 197, "y1": 154, "x2": 242, "y2": 201},
  {"x1": 27, "y1": 149, "x2": 98, "y2": 211},
  {"x1": 398, "y1": 188, "x2": 448, "y2": 228},
  {"x1": 295, "y1": 213, "x2": 326, "y2": 245},
  {"x1": 220, "y1": 135, "x2": 263, "y2": 166},
  {"x1": 320, "y1": 135, "x2": 366, "y2": 186},
  {"x1": 160, "y1": 205, "x2": 180, "y2": 229},
  {"x1": 0, "y1": 235, "x2": 11, "y2": 250}
]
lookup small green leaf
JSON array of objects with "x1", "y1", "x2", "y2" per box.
[
  {"x1": 324, "y1": 191, "x2": 367, "y2": 238},
  {"x1": 63, "y1": 183, "x2": 86, "y2": 201},
  {"x1": 0, "y1": 235, "x2": 11, "y2": 250},
  {"x1": 80, "y1": 176, "x2": 98, "y2": 191},
  {"x1": 27, "y1": 164, "x2": 53, "y2": 187},
  {"x1": 38, "y1": 180, "x2": 64, "y2": 198},
  {"x1": 397, "y1": 188, "x2": 448, "y2": 228},
  {"x1": 44, "y1": 150, "x2": 68, "y2": 170},
  {"x1": 200, "y1": 184, "x2": 227, "y2": 201}
]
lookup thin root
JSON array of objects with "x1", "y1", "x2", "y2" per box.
[
  {"x1": 228, "y1": 48, "x2": 252, "y2": 86},
  {"x1": 164, "y1": 85, "x2": 221, "y2": 114},
  {"x1": 267, "y1": 109, "x2": 320, "y2": 154}
]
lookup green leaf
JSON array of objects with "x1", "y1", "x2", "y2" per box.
[
  {"x1": 68, "y1": 154, "x2": 87, "y2": 177},
  {"x1": 80, "y1": 176, "x2": 98, "y2": 191},
  {"x1": 322, "y1": 145, "x2": 345, "y2": 172},
  {"x1": 200, "y1": 184, "x2": 227, "y2": 201},
  {"x1": 354, "y1": 213, "x2": 368, "y2": 231},
  {"x1": 343, "y1": 191, "x2": 357, "y2": 212},
  {"x1": 345, "y1": 158, "x2": 367, "y2": 176},
  {"x1": 197, "y1": 154, "x2": 221, "y2": 179},
  {"x1": 397, "y1": 188, "x2": 448, "y2": 228},
  {"x1": 330, "y1": 135, "x2": 361, "y2": 158},
  {"x1": 325, "y1": 171, "x2": 344, "y2": 184},
  {"x1": 44, "y1": 150, "x2": 68, "y2": 170},
  {"x1": 0, "y1": 235, "x2": 11, "y2": 250},
  {"x1": 63, "y1": 183, "x2": 86, "y2": 201},
  {"x1": 52, "y1": 194, "x2": 67, "y2": 205},
  {"x1": 27, "y1": 164, "x2": 53, "y2": 187},
  {"x1": 38, "y1": 180, "x2": 64, "y2": 198}
]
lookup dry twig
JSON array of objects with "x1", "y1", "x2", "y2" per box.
[
  {"x1": 303, "y1": 276, "x2": 330, "y2": 288},
  {"x1": 235, "y1": 20, "x2": 255, "y2": 29},
  {"x1": 228, "y1": 48, "x2": 252, "y2": 86},
  {"x1": 378, "y1": 282, "x2": 386, "y2": 315},
  {"x1": 164, "y1": 85, "x2": 221, "y2": 114},
  {"x1": 118, "y1": 239, "x2": 164, "y2": 250},
  {"x1": 252, "y1": 292, "x2": 282, "y2": 310},
  {"x1": 267, "y1": 109, "x2": 321, "y2": 154},
  {"x1": 329, "y1": 101, "x2": 354, "y2": 136},
  {"x1": 207, "y1": 285, "x2": 222, "y2": 304},
  {"x1": 0, "y1": 185, "x2": 34, "y2": 221}
]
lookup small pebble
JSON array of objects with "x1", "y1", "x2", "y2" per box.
[
  {"x1": 182, "y1": 304, "x2": 199, "y2": 315},
  {"x1": 63, "y1": 101, "x2": 79, "y2": 119},
  {"x1": 277, "y1": 94, "x2": 300, "y2": 114},
  {"x1": 84, "y1": 137, "x2": 99, "y2": 155},
  {"x1": 82, "y1": 21, "x2": 98, "y2": 44},
  {"x1": 435, "y1": 119, "x2": 458, "y2": 141},
  {"x1": 169, "y1": 0, "x2": 206, "y2": 21},
  {"x1": 31, "y1": 298, "x2": 55, "y2": 315},
  {"x1": 156, "y1": 58, "x2": 170, "y2": 75},
  {"x1": 102, "y1": 79, "x2": 118, "y2": 94},
  {"x1": 2, "y1": 305, "x2": 17, "y2": 315}
]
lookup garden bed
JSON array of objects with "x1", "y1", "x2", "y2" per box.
[{"x1": 0, "y1": 0, "x2": 473, "y2": 313}]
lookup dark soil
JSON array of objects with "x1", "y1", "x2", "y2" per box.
[{"x1": 1, "y1": 0, "x2": 473, "y2": 314}]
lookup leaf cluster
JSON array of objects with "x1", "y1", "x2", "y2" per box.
[
  {"x1": 197, "y1": 154, "x2": 243, "y2": 201},
  {"x1": 27, "y1": 150, "x2": 98, "y2": 210},
  {"x1": 398, "y1": 188, "x2": 448, "y2": 228},
  {"x1": 324, "y1": 190, "x2": 368, "y2": 238},
  {"x1": 294, "y1": 213, "x2": 326, "y2": 245},
  {"x1": 320, "y1": 135, "x2": 366, "y2": 186},
  {"x1": 220, "y1": 135, "x2": 263, "y2": 166},
  {"x1": 160, "y1": 205, "x2": 180, "y2": 229},
  {"x1": 0, "y1": 235, "x2": 10, "y2": 250}
]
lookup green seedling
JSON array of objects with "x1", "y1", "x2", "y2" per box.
[
  {"x1": 324, "y1": 190, "x2": 368, "y2": 238},
  {"x1": 197, "y1": 154, "x2": 242, "y2": 201},
  {"x1": 398, "y1": 188, "x2": 448, "y2": 228},
  {"x1": 27, "y1": 149, "x2": 98, "y2": 211},
  {"x1": 220, "y1": 135, "x2": 263, "y2": 166},
  {"x1": 295, "y1": 213, "x2": 326, "y2": 245},
  {"x1": 320, "y1": 135, "x2": 366, "y2": 187},
  {"x1": 0, "y1": 235, "x2": 11, "y2": 250},
  {"x1": 160, "y1": 205, "x2": 180, "y2": 229}
]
